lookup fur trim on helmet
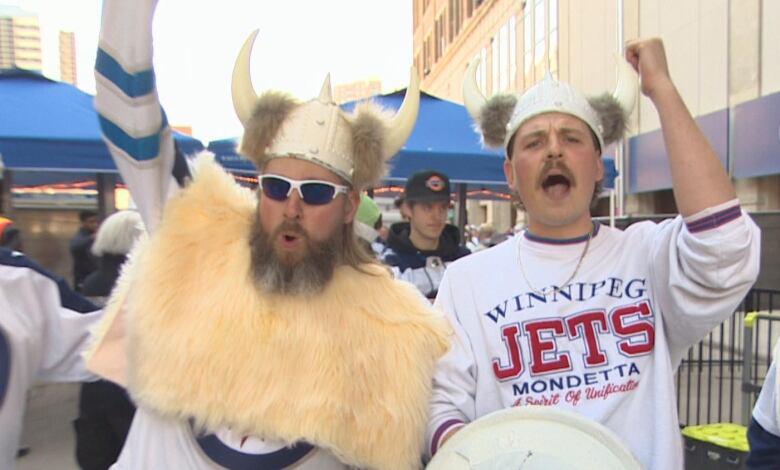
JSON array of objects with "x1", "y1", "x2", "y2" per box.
[
  {"x1": 478, "y1": 94, "x2": 517, "y2": 148},
  {"x1": 588, "y1": 93, "x2": 629, "y2": 147},
  {"x1": 91, "y1": 210, "x2": 145, "y2": 256},
  {"x1": 239, "y1": 91, "x2": 298, "y2": 169},
  {"x1": 350, "y1": 102, "x2": 392, "y2": 190}
]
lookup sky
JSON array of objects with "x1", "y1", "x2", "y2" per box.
[{"x1": 6, "y1": 0, "x2": 413, "y2": 141}]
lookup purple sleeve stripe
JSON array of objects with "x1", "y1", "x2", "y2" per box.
[
  {"x1": 431, "y1": 419, "x2": 464, "y2": 455},
  {"x1": 686, "y1": 205, "x2": 742, "y2": 233}
]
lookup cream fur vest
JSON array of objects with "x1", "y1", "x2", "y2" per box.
[{"x1": 97, "y1": 156, "x2": 451, "y2": 470}]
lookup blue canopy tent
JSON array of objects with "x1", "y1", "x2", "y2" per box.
[{"x1": 0, "y1": 69, "x2": 203, "y2": 194}]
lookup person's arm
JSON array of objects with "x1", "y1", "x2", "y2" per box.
[
  {"x1": 748, "y1": 361, "x2": 780, "y2": 468},
  {"x1": 625, "y1": 38, "x2": 735, "y2": 217},
  {"x1": 0, "y1": 251, "x2": 102, "y2": 383},
  {"x1": 425, "y1": 270, "x2": 477, "y2": 459},
  {"x1": 94, "y1": 0, "x2": 188, "y2": 234}
]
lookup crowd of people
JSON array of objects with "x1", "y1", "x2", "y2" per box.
[{"x1": 0, "y1": 0, "x2": 775, "y2": 468}]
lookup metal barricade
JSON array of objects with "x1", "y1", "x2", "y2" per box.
[
  {"x1": 675, "y1": 289, "x2": 780, "y2": 427},
  {"x1": 740, "y1": 312, "x2": 780, "y2": 425}
]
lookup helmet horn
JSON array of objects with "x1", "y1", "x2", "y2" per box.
[
  {"x1": 382, "y1": 67, "x2": 420, "y2": 159},
  {"x1": 462, "y1": 58, "x2": 487, "y2": 121},
  {"x1": 231, "y1": 30, "x2": 260, "y2": 126}
]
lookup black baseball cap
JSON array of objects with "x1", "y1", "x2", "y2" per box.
[{"x1": 404, "y1": 170, "x2": 451, "y2": 203}]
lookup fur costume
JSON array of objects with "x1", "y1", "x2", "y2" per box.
[{"x1": 88, "y1": 155, "x2": 451, "y2": 470}]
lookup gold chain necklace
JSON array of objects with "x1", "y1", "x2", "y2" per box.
[{"x1": 517, "y1": 224, "x2": 594, "y2": 296}]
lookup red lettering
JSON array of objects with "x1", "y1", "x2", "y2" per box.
[
  {"x1": 524, "y1": 319, "x2": 571, "y2": 374},
  {"x1": 611, "y1": 301, "x2": 655, "y2": 356},
  {"x1": 492, "y1": 324, "x2": 524, "y2": 380},
  {"x1": 566, "y1": 310, "x2": 609, "y2": 366}
]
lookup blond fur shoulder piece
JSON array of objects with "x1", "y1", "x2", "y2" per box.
[{"x1": 124, "y1": 156, "x2": 451, "y2": 470}]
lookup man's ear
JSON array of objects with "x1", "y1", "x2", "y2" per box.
[
  {"x1": 344, "y1": 190, "x2": 361, "y2": 224},
  {"x1": 596, "y1": 154, "x2": 605, "y2": 181},
  {"x1": 503, "y1": 158, "x2": 515, "y2": 188},
  {"x1": 400, "y1": 200, "x2": 412, "y2": 219}
]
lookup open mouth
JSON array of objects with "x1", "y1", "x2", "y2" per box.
[
  {"x1": 541, "y1": 174, "x2": 572, "y2": 198},
  {"x1": 278, "y1": 231, "x2": 303, "y2": 249}
]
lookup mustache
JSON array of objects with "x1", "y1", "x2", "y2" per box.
[
  {"x1": 273, "y1": 220, "x2": 307, "y2": 238},
  {"x1": 537, "y1": 160, "x2": 576, "y2": 188}
]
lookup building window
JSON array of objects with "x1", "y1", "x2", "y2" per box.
[
  {"x1": 435, "y1": 13, "x2": 446, "y2": 61},
  {"x1": 549, "y1": 0, "x2": 559, "y2": 77},
  {"x1": 509, "y1": 16, "x2": 517, "y2": 90},
  {"x1": 478, "y1": 47, "x2": 488, "y2": 95},
  {"x1": 523, "y1": 9, "x2": 532, "y2": 82},
  {"x1": 491, "y1": 36, "x2": 499, "y2": 94},
  {"x1": 499, "y1": 23, "x2": 509, "y2": 91},
  {"x1": 449, "y1": 0, "x2": 462, "y2": 42},
  {"x1": 534, "y1": 0, "x2": 545, "y2": 74},
  {"x1": 424, "y1": 35, "x2": 432, "y2": 75}
]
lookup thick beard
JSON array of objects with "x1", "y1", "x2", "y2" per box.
[{"x1": 249, "y1": 217, "x2": 342, "y2": 296}]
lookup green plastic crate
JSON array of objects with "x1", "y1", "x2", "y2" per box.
[{"x1": 681, "y1": 423, "x2": 748, "y2": 470}]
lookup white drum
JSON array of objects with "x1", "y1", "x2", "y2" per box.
[{"x1": 426, "y1": 407, "x2": 642, "y2": 470}]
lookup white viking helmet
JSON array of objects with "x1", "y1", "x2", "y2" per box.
[
  {"x1": 232, "y1": 31, "x2": 420, "y2": 190},
  {"x1": 463, "y1": 57, "x2": 638, "y2": 156}
]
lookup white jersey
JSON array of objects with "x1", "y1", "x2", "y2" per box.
[
  {"x1": 0, "y1": 250, "x2": 102, "y2": 469},
  {"x1": 427, "y1": 202, "x2": 760, "y2": 470},
  {"x1": 114, "y1": 408, "x2": 346, "y2": 470},
  {"x1": 753, "y1": 361, "x2": 780, "y2": 437}
]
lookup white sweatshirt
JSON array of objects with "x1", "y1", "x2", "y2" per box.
[
  {"x1": 0, "y1": 250, "x2": 102, "y2": 469},
  {"x1": 427, "y1": 202, "x2": 760, "y2": 470}
]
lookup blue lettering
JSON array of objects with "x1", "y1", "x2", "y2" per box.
[
  {"x1": 531, "y1": 380, "x2": 548, "y2": 393},
  {"x1": 629, "y1": 362, "x2": 641, "y2": 375},
  {"x1": 485, "y1": 300, "x2": 510, "y2": 323},
  {"x1": 512, "y1": 295, "x2": 525, "y2": 312},
  {"x1": 590, "y1": 280, "x2": 607, "y2": 298},
  {"x1": 513, "y1": 382, "x2": 530, "y2": 396},
  {"x1": 607, "y1": 277, "x2": 623, "y2": 298},
  {"x1": 566, "y1": 375, "x2": 582, "y2": 388},
  {"x1": 549, "y1": 376, "x2": 565, "y2": 391},
  {"x1": 552, "y1": 284, "x2": 572, "y2": 301},
  {"x1": 527, "y1": 292, "x2": 547, "y2": 308},
  {"x1": 625, "y1": 279, "x2": 647, "y2": 299},
  {"x1": 576, "y1": 282, "x2": 586, "y2": 301},
  {"x1": 584, "y1": 372, "x2": 597, "y2": 385}
]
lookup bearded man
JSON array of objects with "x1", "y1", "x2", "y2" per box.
[
  {"x1": 425, "y1": 38, "x2": 760, "y2": 470},
  {"x1": 86, "y1": 1, "x2": 450, "y2": 469}
]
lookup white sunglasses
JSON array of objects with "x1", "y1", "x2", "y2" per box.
[{"x1": 258, "y1": 174, "x2": 349, "y2": 205}]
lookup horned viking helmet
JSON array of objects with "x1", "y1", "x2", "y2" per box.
[
  {"x1": 231, "y1": 31, "x2": 420, "y2": 190},
  {"x1": 462, "y1": 57, "x2": 638, "y2": 156}
]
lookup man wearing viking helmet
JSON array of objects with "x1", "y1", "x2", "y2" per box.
[
  {"x1": 86, "y1": 1, "x2": 450, "y2": 468},
  {"x1": 425, "y1": 38, "x2": 760, "y2": 469}
]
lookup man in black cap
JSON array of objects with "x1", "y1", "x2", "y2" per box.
[{"x1": 382, "y1": 170, "x2": 470, "y2": 299}]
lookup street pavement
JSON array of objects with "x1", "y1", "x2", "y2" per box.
[{"x1": 16, "y1": 383, "x2": 80, "y2": 470}]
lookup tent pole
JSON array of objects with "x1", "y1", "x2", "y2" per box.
[
  {"x1": 96, "y1": 173, "x2": 117, "y2": 219},
  {"x1": 609, "y1": 189, "x2": 616, "y2": 228},
  {"x1": 456, "y1": 184, "x2": 467, "y2": 247},
  {"x1": 0, "y1": 169, "x2": 13, "y2": 218}
]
